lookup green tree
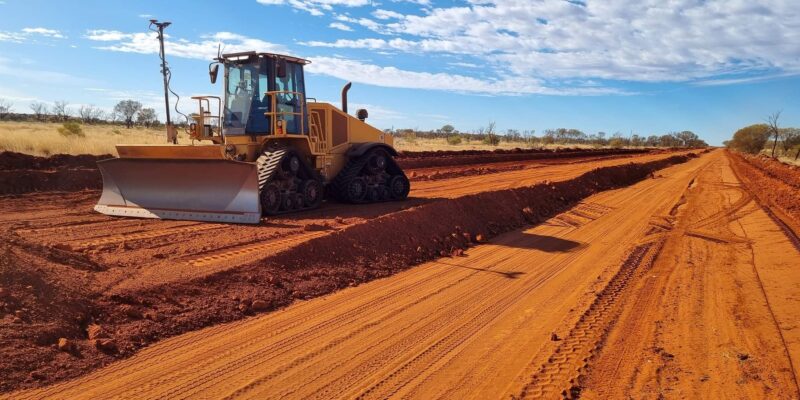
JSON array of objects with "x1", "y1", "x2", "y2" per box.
[
  {"x1": 482, "y1": 122, "x2": 499, "y2": 146},
  {"x1": 114, "y1": 100, "x2": 143, "y2": 128},
  {"x1": 728, "y1": 124, "x2": 770, "y2": 154},
  {"x1": 137, "y1": 108, "x2": 158, "y2": 128}
]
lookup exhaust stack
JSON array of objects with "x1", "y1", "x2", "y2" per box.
[{"x1": 341, "y1": 82, "x2": 352, "y2": 113}]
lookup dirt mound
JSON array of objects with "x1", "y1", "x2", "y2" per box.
[
  {"x1": 0, "y1": 235, "x2": 107, "y2": 391},
  {"x1": 0, "y1": 152, "x2": 698, "y2": 393},
  {"x1": 729, "y1": 151, "x2": 800, "y2": 240},
  {"x1": 398, "y1": 147, "x2": 571, "y2": 158},
  {"x1": 0, "y1": 152, "x2": 108, "y2": 195},
  {"x1": 746, "y1": 154, "x2": 800, "y2": 188},
  {"x1": 0, "y1": 152, "x2": 111, "y2": 171},
  {"x1": 396, "y1": 148, "x2": 649, "y2": 169},
  {"x1": 0, "y1": 170, "x2": 102, "y2": 195},
  {"x1": 410, "y1": 164, "x2": 525, "y2": 181},
  {"x1": 0, "y1": 148, "x2": 650, "y2": 195},
  {"x1": 270, "y1": 154, "x2": 695, "y2": 271}
]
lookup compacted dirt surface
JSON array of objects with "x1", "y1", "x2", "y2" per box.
[{"x1": 3, "y1": 148, "x2": 799, "y2": 399}]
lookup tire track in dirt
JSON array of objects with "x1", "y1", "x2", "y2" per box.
[
  {"x1": 518, "y1": 239, "x2": 666, "y2": 399},
  {"x1": 0, "y1": 148, "x2": 704, "y2": 392},
  {"x1": 575, "y1": 154, "x2": 800, "y2": 399},
  {"x1": 4, "y1": 152, "x2": 713, "y2": 399}
]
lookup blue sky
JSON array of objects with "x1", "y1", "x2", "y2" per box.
[{"x1": 1, "y1": 0, "x2": 798, "y2": 145}]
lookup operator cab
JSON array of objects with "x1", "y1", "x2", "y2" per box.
[{"x1": 218, "y1": 52, "x2": 309, "y2": 136}]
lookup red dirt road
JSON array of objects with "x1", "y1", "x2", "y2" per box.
[
  {"x1": 1, "y1": 149, "x2": 688, "y2": 294},
  {"x1": 8, "y1": 149, "x2": 798, "y2": 399},
  {"x1": 0, "y1": 148, "x2": 694, "y2": 392}
]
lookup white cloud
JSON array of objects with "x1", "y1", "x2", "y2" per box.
[
  {"x1": 449, "y1": 62, "x2": 479, "y2": 69},
  {"x1": 0, "y1": 32, "x2": 25, "y2": 43},
  {"x1": 0, "y1": 27, "x2": 66, "y2": 42},
  {"x1": 85, "y1": 28, "x2": 621, "y2": 95},
  {"x1": 85, "y1": 30, "x2": 287, "y2": 60},
  {"x1": 334, "y1": 14, "x2": 391, "y2": 34},
  {"x1": 256, "y1": 0, "x2": 371, "y2": 16},
  {"x1": 329, "y1": 22, "x2": 353, "y2": 31},
  {"x1": 692, "y1": 72, "x2": 800, "y2": 86},
  {"x1": 372, "y1": 9, "x2": 404, "y2": 20},
  {"x1": 306, "y1": 56, "x2": 623, "y2": 95},
  {"x1": 85, "y1": 30, "x2": 131, "y2": 42},
  {"x1": 302, "y1": 0, "x2": 800, "y2": 84},
  {"x1": 22, "y1": 27, "x2": 65, "y2": 38}
]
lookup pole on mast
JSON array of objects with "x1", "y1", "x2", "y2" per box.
[{"x1": 150, "y1": 19, "x2": 175, "y2": 144}]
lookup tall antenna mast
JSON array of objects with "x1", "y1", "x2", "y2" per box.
[{"x1": 149, "y1": 19, "x2": 174, "y2": 143}]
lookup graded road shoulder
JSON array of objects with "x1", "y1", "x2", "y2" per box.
[{"x1": 7, "y1": 152, "x2": 737, "y2": 399}]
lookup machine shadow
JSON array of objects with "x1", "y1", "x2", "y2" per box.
[
  {"x1": 279, "y1": 197, "x2": 431, "y2": 222},
  {"x1": 499, "y1": 233, "x2": 587, "y2": 253},
  {"x1": 433, "y1": 260, "x2": 525, "y2": 279}
]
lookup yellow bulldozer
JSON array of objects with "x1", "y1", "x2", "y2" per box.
[{"x1": 94, "y1": 51, "x2": 410, "y2": 224}]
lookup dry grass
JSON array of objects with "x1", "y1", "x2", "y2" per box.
[
  {"x1": 1, "y1": 121, "x2": 607, "y2": 157},
  {"x1": 777, "y1": 156, "x2": 800, "y2": 166},
  {"x1": 393, "y1": 137, "x2": 601, "y2": 152},
  {"x1": 0, "y1": 121, "x2": 191, "y2": 157}
]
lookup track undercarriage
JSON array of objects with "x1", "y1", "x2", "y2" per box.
[{"x1": 257, "y1": 147, "x2": 410, "y2": 215}]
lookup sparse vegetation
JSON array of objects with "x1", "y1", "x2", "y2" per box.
[
  {"x1": 482, "y1": 122, "x2": 500, "y2": 146},
  {"x1": 0, "y1": 99, "x2": 12, "y2": 120},
  {"x1": 57, "y1": 121, "x2": 84, "y2": 138},
  {"x1": 114, "y1": 100, "x2": 143, "y2": 128},
  {"x1": 29, "y1": 102, "x2": 48, "y2": 122},
  {"x1": 0, "y1": 121, "x2": 188, "y2": 156},
  {"x1": 726, "y1": 114, "x2": 800, "y2": 165},
  {"x1": 726, "y1": 124, "x2": 770, "y2": 154},
  {"x1": 390, "y1": 124, "x2": 706, "y2": 152},
  {"x1": 52, "y1": 100, "x2": 71, "y2": 122}
]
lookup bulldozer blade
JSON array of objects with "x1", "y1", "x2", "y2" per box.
[{"x1": 94, "y1": 158, "x2": 261, "y2": 224}]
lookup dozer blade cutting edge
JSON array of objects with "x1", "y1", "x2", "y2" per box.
[{"x1": 94, "y1": 158, "x2": 262, "y2": 224}]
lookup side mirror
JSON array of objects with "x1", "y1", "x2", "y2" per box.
[
  {"x1": 277, "y1": 59, "x2": 287, "y2": 78},
  {"x1": 209, "y1": 64, "x2": 219, "y2": 84}
]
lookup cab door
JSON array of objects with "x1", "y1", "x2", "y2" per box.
[{"x1": 274, "y1": 61, "x2": 309, "y2": 134}]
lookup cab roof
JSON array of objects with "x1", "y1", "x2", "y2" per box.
[{"x1": 220, "y1": 51, "x2": 310, "y2": 65}]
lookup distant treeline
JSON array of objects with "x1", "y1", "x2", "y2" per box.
[
  {"x1": 725, "y1": 111, "x2": 800, "y2": 160},
  {"x1": 0, "y1": 99, "x2": 169, "y2": 129},
  {"x1": 387, "y1": 123, "x2": 708, "y2": 148}
]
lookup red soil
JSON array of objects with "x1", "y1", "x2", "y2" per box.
[
  {"x1": 0, "y1": 148, "x2": 652, "y2": 195},
  {"x1": 0, "y1": 152, "x2": 696, "y2": 392},
  {"x1": 728, "y1": 151, "x2": 800, "y2": 238}
]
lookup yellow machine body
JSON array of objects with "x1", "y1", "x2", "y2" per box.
[{"x1": 95, "y1": 52, "x2": 404, "y2": 224}]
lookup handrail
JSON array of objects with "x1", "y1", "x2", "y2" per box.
[
  {"x1": 189, "y1": 95, "x2": 222, "y2": 141},
  {"x1": 263, "y1": 90, "x2": 305, "y2": 135}
]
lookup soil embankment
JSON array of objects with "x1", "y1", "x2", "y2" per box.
[
  {"x1": 0, "y1": 148, "x2": 650, "y2": 195},
  {"x1": 0, "y1": 149, "x2": 696, "y2": 392}
]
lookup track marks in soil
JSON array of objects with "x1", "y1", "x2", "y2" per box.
[
  {"x1": 186, "y1": 231, "x2": 329, "y2": 268},
  {"x1": 67, "y1": 224, "x2": 223, "y2": 251},
  {"x1": 575, "y1": 154, "x2": 800, "y2": 399},
  {"x1": 518, "y1": 239, "x2": 667, "y2": 399},
  {"x1": 0, "y1": 150, "x2": 702, "y2": 394}
]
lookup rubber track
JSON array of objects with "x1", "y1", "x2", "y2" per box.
[
  {"x1": 256, "y1": 148, "x2": 321, "y2": 215},
  {"x1": 329, "y1": 151, "x2": 408, "y2": 204},
  {"x1": 329, "y1": 154, "x2": 370, "y2": 203},
  {"x1": 256, "y1": 149, "x2": 287, "y2": 192}
]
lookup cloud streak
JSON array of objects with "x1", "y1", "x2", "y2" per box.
[
  {"x1": 300, "y1": 0, "x2": 800, "y2": 83},
  {"x1": 0, "y1": 26, "x2": 66, "y2": 43},
  {"x1": 85, "y1": 29, "x2": 622, "y2": 95}
]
